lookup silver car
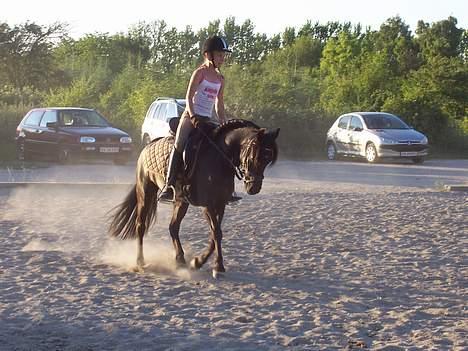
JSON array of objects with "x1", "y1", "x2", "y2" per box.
[{"x1": 326, "y1": 112, "x2": 429, "y2": 163}]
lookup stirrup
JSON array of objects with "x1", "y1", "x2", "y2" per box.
[{"x1": 158, "y1": 185, "x2": 175, "y2": 203}]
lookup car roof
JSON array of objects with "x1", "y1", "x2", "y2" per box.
[
  {"x1": 154, "y1": 98, "x2": 186, "y2": 105},
  {"x1": 30, "y1": 107, "x2": 95, "y2": 111},
  {"x1": 347, "y1": 112, "x2": 396, "y2": 117}
]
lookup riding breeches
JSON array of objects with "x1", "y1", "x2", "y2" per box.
[
  {"x1": 174, "y1": 111, "x2": 212, "y2": 152},
  {"x1": 174, "y1": 111, "x2": 194, "y2": 152}
]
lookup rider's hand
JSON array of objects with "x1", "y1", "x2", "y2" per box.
[{"x1": 190, "y1": 114, "x2": 201, "y2": 128}]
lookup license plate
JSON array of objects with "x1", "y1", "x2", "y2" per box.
[
  {"x1": 100, "y1": 147, "x2": 119, "y2": 153},
  {"x1": 401, "y1": 152, "x2": 417, "y2": 157}
]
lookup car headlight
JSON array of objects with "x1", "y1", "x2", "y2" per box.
[
  {"x1": 379, "y1": 137, "x2": 397, "y2": 144},
  {"x1": 80, "y1": 136, "x2": 96, "y2": 143},
  {"x1": 120, "y1": 136, "x2": 132, "y2": 143},
  {"x1": 421, "y1": 136, "x2": 428, "y2": 144}
]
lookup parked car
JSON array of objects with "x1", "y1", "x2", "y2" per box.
[
  {"x1": 326, "y1": 112, "x2": 429, "y2": 163},
  {"x1": 141, "y1": 97, "x2": 186, "y2": 146},
  {"x1": 16, "y1": 107, "x2": 133, "y2": 164}
]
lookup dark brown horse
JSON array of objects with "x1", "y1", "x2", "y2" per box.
[{"x1": 108, "y1": 119, "x2": 279, "y2": 276}]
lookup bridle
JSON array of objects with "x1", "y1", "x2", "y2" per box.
[
  {"x1": 239, "y1": 136, "x2": 275, "y2": 184},
  {"x1": 199, "y1": 128, "x2": 273, "y2": 184},
  {"x1": 239, "y1": 138, "x2": 263, "y2": 184}
]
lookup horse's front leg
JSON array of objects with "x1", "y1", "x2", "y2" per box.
[
  {"x1": 169, "y1": 201, "x2": 189, "y2": 267},
  {"x1": 191, "y1": 205, "x2": 226, "y2": 273},
  {"x1": 190, "y1": 238, "x2": 215, "y2": 270}
]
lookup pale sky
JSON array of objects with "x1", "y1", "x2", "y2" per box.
[{"x1": 2, "y1": 0, "x2": 467, "y2": 38}]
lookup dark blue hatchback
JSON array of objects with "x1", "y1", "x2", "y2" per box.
[{"x1": 15, "y1": 107, "x2": 133, "y2": 164}]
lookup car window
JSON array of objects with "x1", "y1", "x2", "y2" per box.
[
  {"x1": 157, "y1": 103, "x2": 168, "y2": 120},
  {"x1": 338, "y1": 116, "x2": 350, "y2": 129},
  {"x1": 363, "y1": 114, "x2": 409, "y2": 129},
  {"x1": 349, "y1": 116, "x2": 363, "y2": 130},
  {"x1": 177, "y1": 104, "x2": 185, "y2": 116},
  {"x1": 151, "y1": 104, "x2": 161, "y2": 120},
  {"x1": 166, "y1": 103, "x2": 177, "y2": 119},
  {"x1": 59, "y1": 110, "x2": 109, "y2": 127},
  {"x1": 39, "y1": 110, "x2": 58, "y2": 127},
  {"x1": 145, "y1": 103, "x2": 157, "y2": 120},
  {"x1": 24, "y1": 110, "x2": 44, "y2": 126}
]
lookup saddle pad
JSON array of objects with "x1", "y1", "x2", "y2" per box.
[{"x1": 141, "y1": 136, "x2": 174, "y2": 181}]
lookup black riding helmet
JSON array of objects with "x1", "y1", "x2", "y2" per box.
[{"x1": 203, "y1": 35, "x2": 232, "y2": 54}]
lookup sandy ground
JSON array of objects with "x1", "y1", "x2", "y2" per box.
[{"x1": 0, "y1": 160, "x2": 467, "y2": 350}]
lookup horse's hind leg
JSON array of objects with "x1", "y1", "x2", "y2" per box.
[
  {"x1": 135, "y1": 178, "x2": 159, "y2": 270},
  {"x1": 169, "y1": 201, "x2": 189, "y2": 267}
]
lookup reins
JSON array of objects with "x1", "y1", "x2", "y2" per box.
[{"x1": 197, "y1": 127, "x2": 254, "y2": 181}]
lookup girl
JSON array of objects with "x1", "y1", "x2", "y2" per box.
[{"x1": 159, "y1": 35, "x2": 232, "y2": 201}]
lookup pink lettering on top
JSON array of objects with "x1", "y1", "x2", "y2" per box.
[{"x1": 204, "y1": 87, "x2": 218, "y2": 95}]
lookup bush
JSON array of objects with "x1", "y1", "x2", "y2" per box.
[{"x1": 0, "y1": 104, "x2": 30, "y2": 143}]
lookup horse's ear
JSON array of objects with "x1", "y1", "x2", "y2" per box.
[
  {"x1": 271, "y1": 128, "x2": 280, "y2": 140},
  {"x1": 265, "y1": 128, "x2": 280, "y2": 141},
  {"x1": 257, "y1": 128, "x2": 267, "y2": 138}
]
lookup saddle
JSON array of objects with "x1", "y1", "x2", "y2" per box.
[
  {"x1": 143, "y1": 118, "x2": 218, "y2": 204},
  {"x1": 169, "y1": 117, "x2": 218, "y2": 180}
]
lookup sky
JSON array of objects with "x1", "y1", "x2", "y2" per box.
[{"x1": 2, "y1": 0, "x2": 467, "y2": 38}]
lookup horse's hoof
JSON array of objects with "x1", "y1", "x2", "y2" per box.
[
  {"x1": 190, "y1": 258, "x2": 201, "y2": 270},
  {"x1": 132, "y1": 265, "x2": 145, "y2": 273},
  {"x1": 212, "y1": 269, "x2": 225, "y2": 279},
  {"x1": 176, "y1": 257, "x2": 186, "y2": 268}
]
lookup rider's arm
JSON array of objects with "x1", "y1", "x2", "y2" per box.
[
  {"x1": 186, "y1": 68, "x2": 203, "y2": 120},
  {"x1": 215, "y1": 77, "x2": 226, "y2": 124}
]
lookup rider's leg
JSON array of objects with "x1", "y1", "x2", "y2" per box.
[{"x1": 159, "y1": 113, "x2": 194, "y2": 202}]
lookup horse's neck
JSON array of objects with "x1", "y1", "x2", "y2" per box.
[{"x1": 221, "y1": 127, "x2": 253, "y2": 164}]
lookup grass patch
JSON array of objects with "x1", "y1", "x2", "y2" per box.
[
  {"x1": 0, "y1": 143, "x2": 17, "y2": 162},
  {"x1": 0, "y1": 142, "x2": 50, "y2": 169}
]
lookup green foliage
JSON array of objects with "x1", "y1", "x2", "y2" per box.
[
  {"x1": 0, "y1": 103, "x2": 30, "y2": 143},
  {"x1": 1, "y1": 16, "x2": 467, "y2": 158}
]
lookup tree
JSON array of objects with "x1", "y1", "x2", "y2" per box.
[
  {"x1": 416, "y1": 16, "x2": 464, "y2": 60},
  {"x1": 0, "y1": 21, "x2": 66, "y2": 104}
]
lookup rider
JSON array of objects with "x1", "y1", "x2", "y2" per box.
[{"x1": 159, "y1": 35, "x2": 233, "y2": 202}]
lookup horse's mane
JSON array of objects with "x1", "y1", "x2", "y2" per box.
[
  {"x1": 214, "y1": 118, "x2": 278, "y2": 166},
  {"x1": 213, "y1": 119, "x2": 260, "y2": 137}
]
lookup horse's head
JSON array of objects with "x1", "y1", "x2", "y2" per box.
[{"x1": 239, "y1": 128, "x2": 280, "y2": 195}]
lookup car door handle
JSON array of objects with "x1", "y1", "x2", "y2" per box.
[{"x1": 35, "y1": 129, "x2": 43, "y2": 134}]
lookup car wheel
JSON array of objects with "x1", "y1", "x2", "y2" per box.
[
  {"x1": 412, "y1": 157, "x2": 424, "y2": 164},
  {"x1": 58, "y1": 147, "x2": 72, "y2": 164},
  {"x1": 365, "y1": 143, "x2": 378, "y2": 163},
  {"x1": 327, "y1": 142, "x2": 337, "y2": 160}
]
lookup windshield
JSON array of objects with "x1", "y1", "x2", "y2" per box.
[
  {"x1": 59, "y1": 110, "x2": 109, "y2": 127},
  {"x1": 362, "y1": 114, "x2": 410, "y2": 130}
]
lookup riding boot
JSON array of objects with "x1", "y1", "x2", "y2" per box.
[{"x1": 159, "y1": 147, "x2": 183, "y2": 202}]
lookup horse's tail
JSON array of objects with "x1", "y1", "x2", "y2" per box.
[{"x1": 108, "y1": 184, "x2": 139, "y2": 240}]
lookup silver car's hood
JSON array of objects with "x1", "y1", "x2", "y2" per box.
[{"x1": 369, "y1": 129, "x2": 425, "y2": 141}]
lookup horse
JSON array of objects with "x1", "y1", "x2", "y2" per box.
[{"x1": 108, "y1": 119, "x2": 279, "y2": 276}]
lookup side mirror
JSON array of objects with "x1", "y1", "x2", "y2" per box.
[
  {"x1": 353, "y1": 127, "x2": 363, "y2": 132},
  {"x1": 46, "y1": 121, "x2": 58, "y2": 129}
]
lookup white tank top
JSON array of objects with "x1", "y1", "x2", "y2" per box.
[{"x1": 193, "y1": 79, "x2": 222, "y2": 117}]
